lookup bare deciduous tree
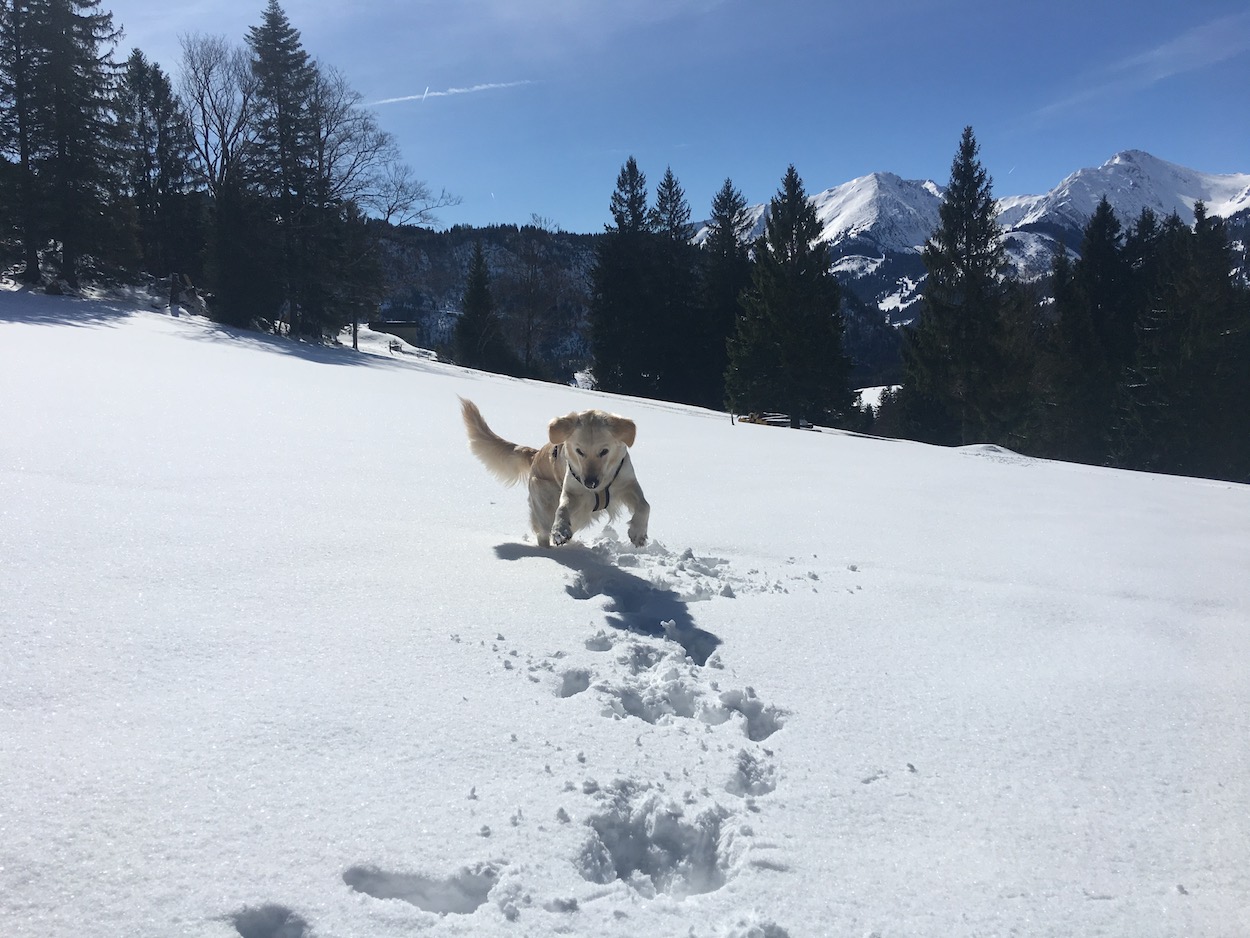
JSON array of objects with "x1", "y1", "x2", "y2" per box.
[
  {"x1": 371, "y1": 160, "x2": 461, "y2": 228},
  {"x1": 178, "y1": 32, "x2": 256, "y2": 197},
  {"x1": 306, "y1": 63, "x2": 460, "y2": 228}
]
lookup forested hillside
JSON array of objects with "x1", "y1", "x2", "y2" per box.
[{"x1": 3, "y1": 0, "x2": 1246, "y2": 481}]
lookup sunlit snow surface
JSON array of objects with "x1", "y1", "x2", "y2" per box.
[{"x1": 2, "y1": 281, "x2": 1249, "y2": 938}]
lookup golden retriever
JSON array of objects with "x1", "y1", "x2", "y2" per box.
[{"x1": 459, "y1": 398, "x2": 650, "y2": 548}]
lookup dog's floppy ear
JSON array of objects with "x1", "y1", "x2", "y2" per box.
[
  {"x1": 604, "y1": 414, "x2": 637, "y2": 448},
  {"x1": 548, "y1": 412, "x2": 579, "y2": 445}
]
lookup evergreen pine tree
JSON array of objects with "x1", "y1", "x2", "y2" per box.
[
  {"x1": 246, "y1": 0, "x2": 315, "y2": 331},
  {"x1": 725, "y1": 165, "x2": 853, "y2": 427},
  {"x1": 1081, "y1": 197, "x2": 1137, "y2": 368},
  {"x1": 231, "y1": 12, "x2": 404, "y2": 337},
  {"x1": 651, "y1": 166, "x2": 692, "y2": 237},
  {"x1": 47, "y1": 0, "x2": 124, "y2": 285},
  {"x1": 1048, "y1": 197, "x2": 1135, "y2": 462},
  {"x1": 1117, "y1": 210, "x2": 1182, "y2": 471},
  {"x1": 117, "y1": 49, "x2": 199, "y2": 276},
  {"x1": 590, "y1": 157, "x2": 657, "y2": 395},
  {"x1": 0, "y1": 0, "x2": 122, "y2": 286},
  {"x1": 994, "y1": 278, "x2": 1044, "y2": 448},
  {"x1": 1188, "y1": 205, "x2": 1250, "y2": 480},
  {"x1": 0, "y1": 0, "x2": 47, "y2": 280},
  {"x1": 454, "y1": 241, "x2": 517, "y2": 374},
  {"x1": 1139, "y1": 206, "x2": 1248, "y2": 479},
  {"x1": 609, "y1": 155, "x2": 649, "y2": 232},
  {"x1": 700, "y1": 178, "x2": 754, "y2": 410},
  {"x1": 902, "y1": 125, "x2": 1008, "y2": 444},
  {"x1": 650, "y1": 166, "x2": 701, "y2": 403}
]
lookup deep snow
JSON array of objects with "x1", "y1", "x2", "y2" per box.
[{"x1": 2, "y1": 281, "x2": 1249, "y2": 938}]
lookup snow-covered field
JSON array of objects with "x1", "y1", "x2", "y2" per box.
[{"x1": 2, "y1": 282, "x2": 1249, "y2": 938}]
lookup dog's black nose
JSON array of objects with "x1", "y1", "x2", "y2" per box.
[{"x1": 584, "y1": 477, "x2": 599, "y2": 489}]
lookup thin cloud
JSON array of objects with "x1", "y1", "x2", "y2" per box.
[
  {"x1": 1109, "y1": 10, "x2": 1250, "y2": 81},
  {"x1": 1032, "y1": 11, "x2": 1250, "y2": 122},
  {"x1": 370, "y1": 80, "x2": 535, "y2": 107}
]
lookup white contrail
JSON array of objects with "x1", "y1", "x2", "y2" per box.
[{"x1": 371, "y1": 80, "x2": 534, "y2": 107}]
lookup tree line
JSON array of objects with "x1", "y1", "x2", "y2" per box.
[
  {"x1": 1, "y1": 0, "x2": 448, "y2": 337},
  {"x1": 4, "y1": 3, "x2": 1244, "y2": 482},
  {"x1": 877, "y1": 127, "x2": 1250, "y2": 483},
  {"x1": 585, "y1": 158, "x2": 856, "y2": 426},
  {"x1": 571, "y1": 129, "x2": 1248, "y2": 482},
  {"x1": 452, "y1": 158, "x2": 858, "y2": 427}
]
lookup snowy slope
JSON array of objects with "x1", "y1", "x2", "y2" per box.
[{"x1": 3, "y1": 282, "x2": 1250, "y2": 938}]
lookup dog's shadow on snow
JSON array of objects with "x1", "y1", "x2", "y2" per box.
[{"x1": 493, "y1": 543, "x2": 722, "y2": 666}]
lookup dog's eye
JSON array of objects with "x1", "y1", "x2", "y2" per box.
[
  {"x1": 575, "y1": 448, "x2": 585, "y2": 457},
  {"x1": 598, "y1": 448, "x2": 609, "y2": 457}
]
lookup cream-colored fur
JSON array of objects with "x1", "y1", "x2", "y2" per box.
[{"x1": 459, "y1": 398, "x2": 650, "y2": 548}]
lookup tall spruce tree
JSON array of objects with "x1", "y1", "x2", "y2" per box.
[
  {"x1": 649, "y1": 166, "x2": 701, "y2": 404},
  {"x1": 45, "y1": 0, "x2": 123, "y2": 285},
  {"x1": 901, "y1": 125, "x2": 1008, "y2": 444},
  {"x1": 0, "y1": 0, "x2": 45, "y2": 280},
  {"x1": 589, "y1": 156, "x2": 658, "y2": 395},
  {"x1": 117, "y1": 49, "x2": 199, "y2": 277},
  {"x1": 246, "y1": 0, "x2": 315, "y2": 331},
  {"x1": 609, "y1": 155, "x2": 649, "y2": 232},
  {"x1": 0, "y1": 0, "x2": 121, "y2": 286},
  {"x1": 1049, "y1": 196, "x2": 1136, "y2": 462},
  {"x1": 1120, "y1": 204, "x2": 1250, "y2": 480},
  {"x1": 725, "y1": 165, "x2": 853, "y2": 428},
  {"x1": 1184, "y1": 204, "x2": 1250, "y2": 480},
  {"x1": 454, "y1": 241, "x2": 517, "y2": 374},
  {"x1": 700, "y1": 177, "x2": 754, "y2": 410},
  {"x1": 1116, "y1": 210, "x2": 1187, "y2": 472}
]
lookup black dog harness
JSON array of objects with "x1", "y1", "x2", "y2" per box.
[{"x1": 553, "y1": 445, "x2": 626, "y2": 512}]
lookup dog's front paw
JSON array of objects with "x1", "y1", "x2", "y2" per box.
[
  {"x1": 628, "y1": 527, "x2": 648, "y2": 548},
  {"x1": 550, "y1": 523, "x2": 572, "y2": 547}
]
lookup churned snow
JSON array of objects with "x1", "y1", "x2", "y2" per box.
[{"x1": 2, "y1": 281, "x2": 1249, "y2": 938}]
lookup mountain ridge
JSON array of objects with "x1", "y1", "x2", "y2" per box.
[
  {"x1": 736, "y1": 149, "x2": 1250, "y2": 323},
  {"x1": 374, "y1": 150, "x2": 1248, "y2": 385}
]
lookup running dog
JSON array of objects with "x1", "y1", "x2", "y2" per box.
[{"x1": 460, "y1": 398, "x2": 650, "y2": 548}]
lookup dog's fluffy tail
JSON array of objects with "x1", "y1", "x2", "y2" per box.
[{"x1": 460, "y1": 397, "x2": 537, "y2": 487}]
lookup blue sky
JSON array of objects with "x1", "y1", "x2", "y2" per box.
[{"x1": 110, "y1": 0, "x2": 1250, "y2": 233}]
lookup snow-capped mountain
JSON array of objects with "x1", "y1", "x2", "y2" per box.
[
  {"x1": 699, "y1": 172, "x2": 944, "y2": 255},
  {"x1": 704, "y1": 150, "x2": 1250, "y2": 326},
  {"x1": 810, "y1": 173, "x2": 946, "y2": 254},
  {"x1": 996, "y1": 150, "x2": 1250, "y2": 234},
  {"x1": 705, "y1": 172, "x2": 944, "y2": 257}
]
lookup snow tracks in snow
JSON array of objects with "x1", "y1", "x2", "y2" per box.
[{"x1": 226, "y1": 530, "x2": 800, "y2": 937}]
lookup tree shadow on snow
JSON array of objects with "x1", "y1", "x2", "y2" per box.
[
  {"x1": 184, "y1": 322, "x2": 424, "y2": 370},
  {"x1": 493, "y1": 542, "x2": 722, "y2": 665},
  {"x1": 0, "y1": 285, "x2": 134, "y2": 328},
  {"x1": 0, "y1": 282, "x2": 446, "y2": 375}
]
